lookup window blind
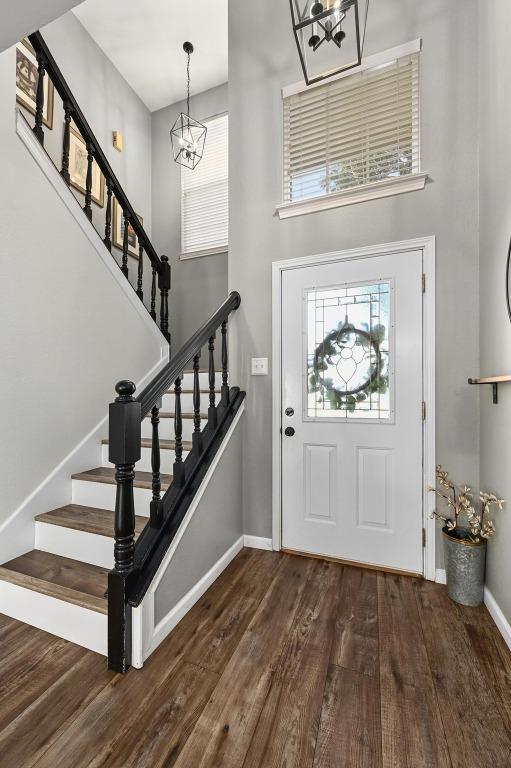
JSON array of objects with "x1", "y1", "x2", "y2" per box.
[
  {"x1": 182, "y1": 113, "x2": 228, "y2": 257},
  {"x1": 283, "y1": 53, "x2": 420, "y2": 204}
]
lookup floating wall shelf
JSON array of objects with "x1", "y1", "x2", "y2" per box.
[{"x1": 468, "y1": 375, "x2": 511, "y2": 404}]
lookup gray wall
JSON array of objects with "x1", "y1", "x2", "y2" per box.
[
  {"x1": 0, "y1": 0, "x2": 83, "y2": 53},
  {"x1": 152, "y1": 83, "x2": 228, "y2": 352},
  {"x1": 154, "y1": 413, "x2": 243, "y2": 622},
  {"x1": 229, "y1": 0, "x2": 480, "y2": 559},
  {"x1": 0, "y1": 42, "x2": 164, "y2": 526},
  {"x1": 478, "y1": 0, "x2": 511, "y2": 622}
]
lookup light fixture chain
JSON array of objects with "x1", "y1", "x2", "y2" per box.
[{"x1": 186, "y1": 51, "x2": 190, "y2": 117}]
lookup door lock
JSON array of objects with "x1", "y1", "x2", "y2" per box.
[
  {"x1": 285, "y1": 407, "x2": 294, "y2": 417},
  {"x1": 284, "y1": 427, "x2": 295, "y2": 437}
]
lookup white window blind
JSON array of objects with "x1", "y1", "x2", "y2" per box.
[
  {"x1": 181, "y1": 113, "x2": 228, "y2": 257},
  {"x1": 283, "y1": 52, "x2": 420, "y2": 204}
]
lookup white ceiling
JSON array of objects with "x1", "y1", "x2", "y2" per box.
[{"x1": 72, "y1": 0, "x2": 228, "y2": 113}]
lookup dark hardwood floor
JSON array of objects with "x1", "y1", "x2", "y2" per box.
[{"x1": 1, "y1": 548, "x2": 510, "y2": 767}]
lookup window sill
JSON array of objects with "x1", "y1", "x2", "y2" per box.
[
  {"x1": 179, "y1": 246, "x2": 228, "y2": 261},
  {"x1": 275, "y1": 172, "x2": 429, "y2": 220}
]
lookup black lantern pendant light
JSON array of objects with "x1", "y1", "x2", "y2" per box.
[
  {"x1": 170, "y1": 42, "x2": 207, "y2": 169},
  {"x1": 290, "y1": 0, "x2": 370, "y2": 86}
]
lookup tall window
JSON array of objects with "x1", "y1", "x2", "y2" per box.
[
  {"x1": 181, "y1": 113, "x2": 228, "y2": 258},
  {"x1": 283, "y1": 52, "x2": 420, "y2": 204}
]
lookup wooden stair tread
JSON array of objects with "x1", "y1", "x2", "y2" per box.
[
  {"x1": 72, "y1": 467, "x2": 172, "y2": 490},
  {"x1": 0, "y1": 550, "x2": 108, "y2": 614},
  {"x1": 144, "y1": 412, "x2": 207, "y2": 420},
  {"x1": 35, "y1": 504, "x2": 146, "y2": 539},
  {"x1": 102, "y1": 438, "x2": 193, "y2": 451}
]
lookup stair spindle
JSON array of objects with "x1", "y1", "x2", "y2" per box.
[
  {"x1": 221, "y1": 319, "x2": 229, "y2": 407},
  {"x1": 61, "y1": 101, "x2": 72, "y2": 184},
  {"x1": 192, "y1": 354, "x2": 202, "y2": 455},
  {"x1": 159, "y1": 255, "x2": 170, "y2": 344},
  {"x1": 137, "y1": 241, "x2": 144, "y2": 301},
  {"x1": 149, "y1": 403, "x2": 162, "y2": 527},
  {"x1": 83, "y1": 141, "x2": 93, "y2": 221},
  {"x1": 173, "y1": 377, "x2": 185, "y2": 486},
  {"x1": 121, "y1": 209, "x2": 129, "y2": 277},
  {"x1": 33, "y1": 50, "x2": 46, "y2": 146},
  {"x1": 104, "y1": 180, "x2": 113, "y2": 251},
  {"x1": 150, "y1": 266, "x2": 157, "y2": 321},
  {"x1": 208, "y1": 335, "x2": 217, "y2": 429}
]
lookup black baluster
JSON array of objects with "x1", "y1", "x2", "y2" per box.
[
  {"x1": 137, "y1": 241, "x2": 144, "y2": 301},
  {"x1": 149, "y1": 403, "x2": 162, "y2": 527},
  {"x1": 83, "y1": 141, "x2": 93, "y2": 221},
  {"x1": 173, "y1": 376, "x2": 185, "y2": 486},
  {"x1": 150, "y1": 266, "x2": 157, "y2": 321},
  {"x1": 33, "y1": 51, "x2": 46, "y2": 146},
  {"x1": 104, "y1": 181, "x2": 113, "y2": 251},
  {"x1": 108, "y1": 380, "x2": 141, "y2": 673},
  {"x1": 208, "y1": 335, "x2": 217, "y2": 429},
  {"x1": 192, "y1": 353, "x2": 202, "y2": 455},
  {"x1": 158, "y1": 255, "x2": 171, "y2": 344},
  {"x1": 221, "y1": 319, "x2": 229, "y2": 407},
  {"x1": 61, "y1": 101, "x2": 72, "y2": 184},
  {"x1": 121, "y1": 209, "x2": 129, "y2": 277}
]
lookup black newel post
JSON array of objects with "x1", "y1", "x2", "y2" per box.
[
  {"x1": 208, "y1": 335, "x2": 217, "y2": 429},
  {"x1": 158, "y1": 255, "x2": 171, "y2": 346},
  {"x1": 192, "y1": 353, "x2": 202, "y2": 455},
  {"x1": 61, "y1": 101, "x2": 72, "y2": 184},
  {"x1": 107, "y1": 380, "x2": 141, "y2": 673},
  {"x1": 33, "y1": 51, "x2": 46, "y2": 146}
]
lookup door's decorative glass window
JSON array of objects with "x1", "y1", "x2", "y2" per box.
[{"x1": 307, "y1": 281, "x2": 392, "y2": 420}]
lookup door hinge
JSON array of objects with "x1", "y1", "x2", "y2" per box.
[
  {"x1": 422, "y1": 401, "x2": 426, "y2": 421},
  {"x1": 422, "y1": 273, "x2": 426, "y2": 293},
  {"x1": 422, "y1": 527, "x2": 426, "y2": 547}
]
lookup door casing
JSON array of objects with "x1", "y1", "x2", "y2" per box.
[{"x1": 271, "y1": 236, "x2": 436, "y2": 580}]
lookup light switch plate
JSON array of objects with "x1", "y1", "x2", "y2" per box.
[{"x1": 251, "y1": 357, "x2": 268, "y2": 375}]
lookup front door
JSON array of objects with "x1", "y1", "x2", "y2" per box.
[{"x1": 281, "y1": 249, "x2": 424, "y2": 574}]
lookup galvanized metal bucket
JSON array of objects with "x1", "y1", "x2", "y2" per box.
[{"x1": 443, "y1": 527, "x2": 486, "y2": 607}]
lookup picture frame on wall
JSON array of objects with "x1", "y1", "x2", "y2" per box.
[
  {"x1": 16, "y1": 38, "x2": 54, "y2": 129},
  {"x1": 69, "y1": 125, "x2": 105, "y2": 207},
  {"x1": 112, "y1": 198, "x2": 143, "y2": 258}
]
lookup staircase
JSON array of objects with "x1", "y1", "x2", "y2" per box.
[{"x1": 1, "y1": 30, "x2": 245, "y2": 672}]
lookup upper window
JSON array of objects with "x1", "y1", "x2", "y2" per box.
[
  {"x1": 282, "y1": 51, "x2": 420, "y2": 205},
  {"x1": 181, "y1": 113, "x2": 228, "y2": 258}
]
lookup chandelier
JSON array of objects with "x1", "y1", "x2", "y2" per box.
[
  {"x1": 289, "y1": 0, "x2": 370, "y2": 86},
  {"x1": 170, "y1": 42, "x2": 207, "y2": 169}
]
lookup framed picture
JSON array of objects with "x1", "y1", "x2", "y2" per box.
[
  {"x1": 16, "y1": 38, "x2": 54, "y2": 129},
  {"x1": 113, "y1": 198, "x2": 143, "y2": 258},
  {"x1": 69, "y1": 125, "x2": 105, "y2": 207}
]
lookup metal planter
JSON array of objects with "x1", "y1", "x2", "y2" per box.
[{"x1": 443, "y1": 527, "x2": 486, "y2": 607}]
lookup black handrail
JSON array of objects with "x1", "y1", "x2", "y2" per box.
[
  {"x1": 137, "y1": 291, "x2": 241, "y2": 418},
  {"x1": 27, "y1": 31, "x2": 161, "y2": 274}
]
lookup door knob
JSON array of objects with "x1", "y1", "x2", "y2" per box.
[
  {"x1": 284, "y1": 427, "x2": 295, "y2": 437},
  {"x1": 285, "y1": 407, "x2": 294, "y2": 417}
]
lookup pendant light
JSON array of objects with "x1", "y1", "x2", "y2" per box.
[
  {"x1": 290, "y1": 0, "x2": 370, "y2": 86},
  {"x1": 170, "y1": 42, "x2": 207, "y2": 169}
]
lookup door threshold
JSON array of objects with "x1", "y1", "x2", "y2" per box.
[{"x1": 281, "y1": 548, "x2": 423, "y2": 579}]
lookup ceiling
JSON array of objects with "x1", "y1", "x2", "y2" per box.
[{"x1": 72, "y1": 0, "x2": 228, "y2": 113}]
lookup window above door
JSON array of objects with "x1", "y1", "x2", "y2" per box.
[{"x1": 277, "y1": 40, "x2": 427, "y2": 220}]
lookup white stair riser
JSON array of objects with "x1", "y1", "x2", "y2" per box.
[
  {"x1": 180, "y1": 371, "x2": 217, "y2": 389},
  {"x1": 72, "y1": 479, "x2": 152, "y2": 517},
  {"x1": 35, "y1": 521, "x2": 115, "y2": 569},
  {"x1": 141, "y1": 417, "x2": 207, "y2": 441},
  {"x1": 101, "y1": 444, "x2": 189, "y2": 472},
  {"x1": 0, "y1": 580, "x2": 107, "y2": 655},
  {"x1": 162, "y1": 392, "x2": 219, "y2": 411}
]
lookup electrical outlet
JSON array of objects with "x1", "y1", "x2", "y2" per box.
[{"x1": 251, "y1": 357, "x2": 268, "y2": 375}]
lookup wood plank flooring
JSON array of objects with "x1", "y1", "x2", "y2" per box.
[{"x1": 0, "y1": 548, "x2": 510, "y2": 768}]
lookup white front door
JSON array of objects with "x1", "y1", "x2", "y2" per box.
[{"x1": 281, "y1": 249, "x2": 424, "y2": 574}]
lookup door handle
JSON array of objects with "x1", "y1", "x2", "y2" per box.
[{"x1": 284, "y1": 427, "x2": 295, "y2": 437}]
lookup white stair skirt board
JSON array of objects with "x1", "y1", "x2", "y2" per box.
[
  {"x1": 243, "y1": 535, "x2": 273, "y2": 551},
  {"x1": 435, "y1": 569, "x2": 447, "y2": 584},
  {"x1": 35, "y1": 521, "x2": 114, "y2": 569},
  {"x1": 0, "y1": 580, "x2": 107, "y2": 656},
  {"x1": 72, "y1": 480, "x2": 151, "y2": 517},
  {"x1": 101, "y1": 444, "x2": 190, "y2": 473},
  {"x1": 484, "y1": 587, "x2": 511, "y2": 652},
  {"x1": 132, "y1": 535, "x2": 244, "y2": 669}
]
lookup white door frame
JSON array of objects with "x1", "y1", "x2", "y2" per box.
[{"x1": 271, "y1": 236, "x2": 436, "y2": 580}]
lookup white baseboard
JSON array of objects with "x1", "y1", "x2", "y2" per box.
[
  {"x1": 484, "y1": 587, "x2": 511, "y2": 652},
  {"x1": 144, "y1": 535, "x2": 244, "y2": 665},
  {"x1": 435, "y1": 568, "x2": 447, "y2": 584},
  {"x1": 243, "y1": 535, "x2": 273, "y2": 551}
]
